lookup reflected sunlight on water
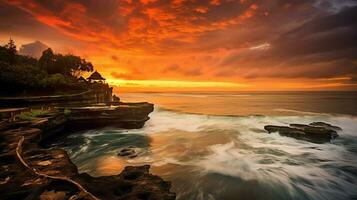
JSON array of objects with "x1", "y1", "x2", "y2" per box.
[
  {"x1": 95, "y1": 156, "x2": 128, "y2": 176},
  {"x1": 51, "y1": 92, "x2": 357, "y2": 200}
]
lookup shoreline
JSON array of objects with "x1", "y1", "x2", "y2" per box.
[{"x1": 0, "y1": 103, "x2": 175, "y2": 199}]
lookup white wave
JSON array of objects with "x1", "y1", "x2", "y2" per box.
[
  {"x1": 64, "y1": 108, "x2": 357, "y2": 199},
  {"x1": 274, "y1": 108, "x2": 331, "y2": 116},
  {"x1": 143, "y1": 109, "x2": 357, "y2": 136}
]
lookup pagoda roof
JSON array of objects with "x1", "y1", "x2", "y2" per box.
[
  {"x1": 87, "y1": 71, "x2": 105, "y2": 80},
  {"x1": 78, "y1": 76, "x2": 86, "y2": 81}
]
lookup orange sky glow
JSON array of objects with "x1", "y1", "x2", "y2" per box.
[{"x1": 1, "y1": 0, "x2": 357, "y2": 91}]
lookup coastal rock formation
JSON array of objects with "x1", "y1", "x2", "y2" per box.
[
  {"x1": 117, "y1": 146, "x2": 143, "y2": 158},
  {"x1": 308, "y1": 122, "x2": 342, "y2": 131},
  {"x1": 62, "y1": 102, "x2": 154, "y2": 130},
  {"x1": 264, "y1": 122, "x2": 341, "y2": 143},
  {"x1": 0, "y1": 83, "x2": 114, "y2": 107},
  {"x1": 0, "y1": 109, "x2": 175, "y2": 200},
  {"x1": 75, "y1": 165, "x2": 175, "y2": 200}
]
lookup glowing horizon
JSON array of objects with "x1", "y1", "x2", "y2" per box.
[{"x1": 1, "y1": 0, "x2": 356, "y2": 91}]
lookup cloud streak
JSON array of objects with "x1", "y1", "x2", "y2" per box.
[{"x1": 1, "y1": 0, "x2": 356, "y2": 90}]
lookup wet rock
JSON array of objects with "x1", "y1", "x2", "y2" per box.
[
  {"x1": 264, "y1": 122, "x2": 341, "y2": 143},
  {"x1": 0, "y1": 177, "x2": 10, "y2": 185},
  {"x1": 309, "y1": 122, "x2": 342, "y2": 131},
  {"x1": 0, "y1": 109, "x2": 175, "y2": 200},
  {"x1": 118, "y1": 146, "x2": 141, "y2": 158},
  {"x1": 36, "y1": 160, "x2": 52, "y2": 166},
  {"x1": 62, "y1": 102, "x2": 154, "y2": 130},
  {"x1": 39, "y1": 190, "x2": 68, "y2": 200},
  {"x1": 75, "y1": 165, "x2": 176, "y2": 200}
]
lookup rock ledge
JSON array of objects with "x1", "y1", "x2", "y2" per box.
[
  {"x1": 264, "y1": 122, "x2": 341, "y2": 143},
  {"x1": 0, "y1": 109, "x2": 175, "y2": 200}
]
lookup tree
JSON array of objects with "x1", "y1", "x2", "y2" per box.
[
  {"x1": 0, "y1": 62, "x2": 46, "y2": 90},
  {"x1": 0, "y1": 38, "x2": 17, "y2": 64},
  {"x1": 38, "y1": 49, "x2": 94, "y2": 77},
  {"x1": 0, "y1": 42, "x2": 97, "y2": 95},
  {"x1": 38, "y1": 48, "x2": 55, "y2": 72},
  {"x1": 72, "y1": 58, "x2": 94, "y2": 78},
  {"x1": 4, "y1": 38, "x2": 16, "y2": 56}
]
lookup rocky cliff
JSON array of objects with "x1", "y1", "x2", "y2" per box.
[{"x1": 0, "y1": 105, "x2": 175, "y2": 200}]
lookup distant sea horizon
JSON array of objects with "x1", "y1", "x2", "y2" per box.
[
  {"x1": 116, "y1": 91, "x2": 357, "y2": 116},
  {"x1": 55, "y1": 91, "x2": 357, "y2": 200}
]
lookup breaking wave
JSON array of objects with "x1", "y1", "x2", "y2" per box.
[{"x1": 55, "y1": 108, "x2": 357, "y2": 200}]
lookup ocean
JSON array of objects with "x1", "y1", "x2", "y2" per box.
[{"x1": 52, "y1": 92, "x2": 357, "y2": 200}]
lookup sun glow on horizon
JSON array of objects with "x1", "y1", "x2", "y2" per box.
[
  {"x1": 2, "y1": 0, "x2": 356, "y2": 91},
  {"x1": 108, "y1": 79, "x2": 251, "y2": 90}
]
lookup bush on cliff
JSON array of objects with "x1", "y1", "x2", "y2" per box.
[
  {"x1": 0, "y1": 39, "x2": 95, "y2": 96},
  {"x1": 18, "y1": 110, "x2": 50, "y2": 120}
]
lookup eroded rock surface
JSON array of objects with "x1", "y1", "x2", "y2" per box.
[
  {"x1": 264, "y1": 122, "x2": 341, "y2": 143},
  {"x1": 117, "y1": 146, "x2": 144, "y2": 159},
  {"x1": 61, "y1": 102, "x2": 154, "y2": 130},
  {"x1": 0, "y1": 112, "x2": 175, "y2": 200},
  {"x1": 75, "y1": 165, "x2": 175, "y2": 200},
  {"x1": 308, "y1": 122, "x2": 342, "y2": 131}
]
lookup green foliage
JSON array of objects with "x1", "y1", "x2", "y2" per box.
[
  {"x1": 5, "y1": 38, "x2": 16, "y2": 52},
  {"x1": 38, "y1": 48, "x2": 94, "y2": 77},
  {"x1": 0, "y1": 39, "x2": 98, "y2": 95},
  {"x1": 0, "y1": 39, "x2": 17, "y2": 64},
  {"x1": 0, "y1": 62, "x2": 47, "y2": 89},
  {"x1": 17, "y1": 55, "x2": 38, "y2": 66},
  {"x1": 38, "y1": 48, "x2": 55, "y2": 72},
  {"x1": 40, "y1": 73, "x2": 71, "y2": 88},
  {"x1": 18, "y1": 110, "x2": 49, "y2": 121},
  {"x1": 63, "y1": 108, "x2": 71, "y2": 117},
  {"x1": 0, "y1": 39, "x2": 37, "y2": 66}
]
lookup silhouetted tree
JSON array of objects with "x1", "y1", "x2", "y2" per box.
[
  {"x1": 0, "y1": 38, "x2": 17, "y2": 64},
  {"x1": 38, "y1": 49, "x2": 93, "y2": 77},
  {"x1": 38, "y1": 48, "x2": 55, "y2": 73},
  {"x1": 5, "y1": 38, "x2": 16, "y2": 55},
  {"x1": 0, "y1": 40, "x2": 97, "y2": 95}
]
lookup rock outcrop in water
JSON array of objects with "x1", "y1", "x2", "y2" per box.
[
  {"x1": 61, "y1": 102, "x2": 154, "y2": 130},
  {"x1": 264, "y1": 122, "x2": 341, "y2": 143},
  {"x1": 118, "y1": 146, "x2": 142, "y2": 158},
  {"x1": 0, "y1": 106, "x2": 175, "y2": 200},
  {"x1": 308, "y1": 122, "x2": 342, "y2": 131}
]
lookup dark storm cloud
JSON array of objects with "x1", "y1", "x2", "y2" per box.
[
  {"x1": 0, "y1": 1, "x2": 53, "y2": 37},
  {"x1": 2, "y1": 0, "x2": 315, "y2": 52},
  {"x1": 0, "y1": 0, "x2": 79, "y2": 48},
  {"x1": 278, "y1": 5, "x2": 357, "y2": 55},
  {"x1": 315, "y1": 0, "x2": 357, "y2": 13},
  {"x1": 2, "y1": 0, "x2": 357, "y2": 83},
  {"x1": 187, "y1": 0, "x2": 320, "y2": 52},
  {"x1": 0, "y1": 1, "x2": 35, "y2": 31},
  {"x1": 217, "y1": 5, "x2": 357, "y2": 79}
]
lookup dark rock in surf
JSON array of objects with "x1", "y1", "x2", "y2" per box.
[
  {"x1": 0, "y1": 109, "x2": 175, "y2": 200},
  {"x1": 75, "y1": 165, "x2": 175, "y2": 200},
  {"x1": 264, "y1": 122, "x2": 341, "y2": 143},
  {"x1": 60, "y1": 102, "x2": 154, "y2": 130},
  {"x1": 308, "y1": 122, "x2": 342, "y2": 131},
  {"x1": 118, "y1": 146, "x2": 140, "y2": 158}
]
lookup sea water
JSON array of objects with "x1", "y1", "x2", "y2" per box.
[{"x1": 52, "y1": 92, "x2": 357, "y2": 200}]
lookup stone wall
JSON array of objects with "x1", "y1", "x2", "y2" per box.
[{"x1": 0, "y1": 83, "x2": 115, "y2": 107}]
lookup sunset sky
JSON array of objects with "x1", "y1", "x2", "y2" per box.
[{"x1": 1, "y1": 0, "x2": 357, "y2": 91}]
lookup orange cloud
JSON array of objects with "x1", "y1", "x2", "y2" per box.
[{"x1": 2, "y1": 0, "x2": 357, "y2": 91}]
